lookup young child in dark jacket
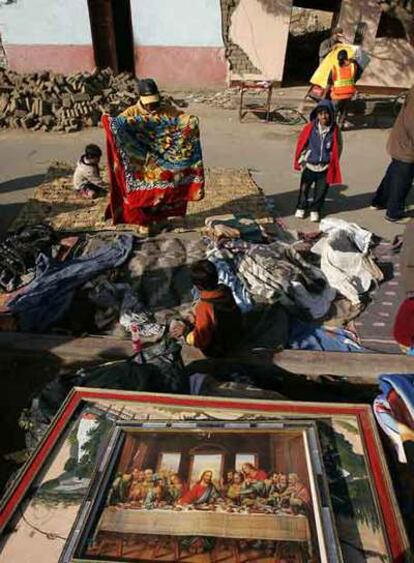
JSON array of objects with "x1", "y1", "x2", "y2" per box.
[
  {"x1": 293, "y1": 100, "x2": 343, "y2": 223},
  {"x1": 170, "y1": 260, "x2": 243, "y2": 358}
]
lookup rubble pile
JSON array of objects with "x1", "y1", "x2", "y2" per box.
[
  {"x1": 0, "y1": 67, "x2": 138, "y2": 132},
  {"x1": 183, "y1": 88, "x2": 239, "y2": 109}
]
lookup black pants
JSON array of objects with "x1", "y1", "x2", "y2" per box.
[
  {"x1": 297, "y1": 168, "x2": 329, "y2": 213},
  {"x1": 334, "y1": 99, "x2": 350, "y2": 126},
  {"x1": 372, "y1": 159, "x2": 414, "y2": 219}
]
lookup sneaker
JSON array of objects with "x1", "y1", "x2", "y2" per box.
[
  {"x1": 310, "y1": 211, "x2": 320, "y2": 223},
  {"x1": 369, "y1": 204, "x2": 385, "y2": 210},
  {"x1": 295, "y1": 209, "x2": 306, "y2": 219}
]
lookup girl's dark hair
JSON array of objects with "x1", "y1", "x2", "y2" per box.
[
  {"x1": 85, "y1": 144, "x2": 102, "y2": 159},
  {"x1": 190, "y1": 260, "x2": 218, "y2": 291}
]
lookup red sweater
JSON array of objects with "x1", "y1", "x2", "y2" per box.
[
  {"x1": 186, "y1": 286, "x2": 243, "y2": 357},
  {"x1": 294, "y1": 122, "x2": 342, "y2": 185}
]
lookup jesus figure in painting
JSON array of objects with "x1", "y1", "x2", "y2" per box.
[{"x1": 179, "y1": 470, "x2": 221, "y2": 506}]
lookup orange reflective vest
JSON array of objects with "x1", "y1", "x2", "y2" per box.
[{"x1": 331, "y1": 63, "x2": 357, "y2": 101}]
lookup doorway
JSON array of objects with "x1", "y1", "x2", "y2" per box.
[
  {"x1": 282, "y1": 1, "x2": 342, "y2": 86},
  {"x1": 87, "y1": 0, "x2": 135, "y2": 75}
]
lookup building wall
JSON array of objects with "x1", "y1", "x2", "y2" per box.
[
  {"x1": 0, "y1": 0, "x2": 227, "y2": 86},
  {"x1": 338, "y1": 0, "x2": 414, "y2": 90},
  {"x1": 227, "y1": 0, "x2": 293, "y2": 82},
  {"x1": 0, "y1": 0, "x2": 95, "y2": 73},
  {"x1": 131, "y1": 0, "x2": 227, "y2": 87}
]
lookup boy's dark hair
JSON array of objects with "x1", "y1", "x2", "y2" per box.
[
  {"x1": 337, "y1": 49, "x2": 348, "y2": 65},
  {"x1": 190, "y1": 260, "x2": 218, "y2": 291},
  {"x1": 85, "y1": 144, "x2": 102, "y2": 159}
]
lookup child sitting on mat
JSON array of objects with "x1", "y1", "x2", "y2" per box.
[
  {"x1": 73, "y1": 144, "x2": 106, "y2": 199},
  {"x1": 170, "y1": 260, "x2": 243, "y2": 358},
  {"x1": 293, "y1": 100, "x2": 342, "y2": 223}
]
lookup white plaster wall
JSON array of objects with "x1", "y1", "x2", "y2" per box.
[
  {"x1": 229, "y1": 0, "x2": 293, "y2": 81},
  {"x1": 131, "y1": 0, "x2": 224, "y2": 47},
  {"x1": 338, "y1": 0, "x2": 414, "y2": 88},
  {"x1": 0, "y1": 0, "x2": 92, "y2": 44}
]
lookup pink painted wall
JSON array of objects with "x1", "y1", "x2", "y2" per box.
[
  {"x1": 4, "y1": 45, "x2": 95, "y2": 74},
  {"x1": 135, "y1": 46, "x2": 228, "y2": 88}
]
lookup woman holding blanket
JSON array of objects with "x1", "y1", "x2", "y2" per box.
[
  {"x1": 293, "y1": 100, "x2": 342, "y2": 223},
  {"x1": 103, "y1": 79, "x2": 204, "y2": 235}
]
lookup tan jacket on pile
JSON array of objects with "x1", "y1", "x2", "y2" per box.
[
  {"x1": 73, "y1": 156, "x2": 105, "y2": 191},
  {"x1": 387, "y1": 86, "x2": 414, "y2": 163}
]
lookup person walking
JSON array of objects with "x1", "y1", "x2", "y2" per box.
[
  {"x1": 371, "y1": 86, "x2": 414, "y2": 223},
  {"x1": 293, "y1": 100, "x2": 342, "y2": 223},
  {"x1": 326, "y1": 49, "x2": 362, "y2": 127}
]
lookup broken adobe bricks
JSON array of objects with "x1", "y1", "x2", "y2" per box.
[{"x1": 0, "y1": 67, "x2": 139, "y2": 132}]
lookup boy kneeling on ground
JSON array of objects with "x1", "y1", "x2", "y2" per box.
[
  {"x1": 73, "y1": 143, "x2": 106, "y2": 199},
  {"x1": 170, "y1": 260, "x2": 243, "y2": 358}
]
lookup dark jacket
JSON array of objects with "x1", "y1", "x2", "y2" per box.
[
  {"x1": 187, "y1": 285, "x2": 243, "y2": 357},
  {"x1": 387, "y1": 86, "x2": 414, "y2": 163},
  {"x1": 294, "y1": 100, "x2": 343, "y2": 185},
  {"x1": 306, "y1": 101, "x2": 336, "y2": 166}
]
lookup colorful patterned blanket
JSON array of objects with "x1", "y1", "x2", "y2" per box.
[{"x1": 103, "y1": 113, "x2": 204, "y2": 225}]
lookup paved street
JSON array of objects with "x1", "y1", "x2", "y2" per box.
[{"x1": 0, "y1": 100, "x2": 409, "y2": 239}]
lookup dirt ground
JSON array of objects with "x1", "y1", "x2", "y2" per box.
[{"x1": 0, "y1": 95, "x2": 410, "y2": 240}]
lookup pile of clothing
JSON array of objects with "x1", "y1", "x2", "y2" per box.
[
  {"x1": 311, "y1": 219, "x2": 383, "y2": 305},
  {"x1": 0, "y1": 225, "x2": 55, "y2": 292},
  {"x1": 1, "y1": 233, "x2": 134, "y2": 333}
]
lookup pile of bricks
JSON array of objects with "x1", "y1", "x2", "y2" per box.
[{"x1": 0, "y1": 67, "x2": 138, "y2": 132}]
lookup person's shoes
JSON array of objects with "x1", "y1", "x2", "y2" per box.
[
  {"x1": 385, "y1": 215, "x2": 410, "y2": 224},
  {"x1": 369, "y1": 204, "x2": 385, "y2": 210},
  {"x1": 310, "y1": 211, "x2": 320, "y2": 223},
  {"x1": 295, "y1": 209, "x2": 306, "y2": 219}
]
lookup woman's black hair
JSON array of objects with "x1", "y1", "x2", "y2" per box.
[{"x1": 190, "y1": 260, "x2": 219, "y2": 291}]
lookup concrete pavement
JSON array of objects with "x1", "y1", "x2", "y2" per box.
[{"x1": 0, "y1": 102, "x2": 409, "y2": 239}]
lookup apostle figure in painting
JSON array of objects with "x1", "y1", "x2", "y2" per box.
[
  {"x1": 286, "y1": 473, "x2": 311, "y2": 514},
  {"x1": 242, "y1": 462, "x2": 268, "y2": 482},
  {"x1": 226, "y1": 471, "x2": 244, "y2": 504},
  {"x1": 266, "y1": 472, "x2": 290, "y2": 509},
  {"x1": 178, "y1": 470, "x2": 221, "y2": 505},
  {"x1": 221, "y1": 470, "x2": 235, "y2": 495},
  {"x1": 127, "y1": 468, "x2": 145, "y2": 503},
  {"x1": 145, "y1": 474, "x2": 168, "y2": 509},
  {"x1": 168, "y1": 473, "x2": 187, "y2": 503}
]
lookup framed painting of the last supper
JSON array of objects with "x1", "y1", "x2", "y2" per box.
[{"x1": 63, "y1": 421, "x2": 340, "y2": 563}]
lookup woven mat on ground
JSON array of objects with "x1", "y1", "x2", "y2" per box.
[
  {"x1": 9, "y1": 163, "x2": 273, "y2": 234},
  {"x1": 354, "y1": 241, "x2": 402, "y2": 353}
]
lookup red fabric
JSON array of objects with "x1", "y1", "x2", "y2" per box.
[
  {"x1": 178, "y1": 482, "x2": 208, "y2": 505},
  {"x1": 294, "y1": 122, "x2": 342, "y2": 185},
  {"x1": 102, "y1": 115, "x2": 203, "y2": 226},
  {"x1": 388, "y1": 389, "x2": 414, "y2": 429},
  {"x1": 393, "y1": 298, "x2": 414, "y2": 347},
  {"x1": 250, "y1": 469, "x2": 268, "y2": 481}
]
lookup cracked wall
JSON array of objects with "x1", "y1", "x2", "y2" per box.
[{"x1": 221, "y1": 0, "x2": 293, "y2": 81}]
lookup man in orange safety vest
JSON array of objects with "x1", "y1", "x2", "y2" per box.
[{"x1": 325, "y1": 49, "x2": 362, "y2": 128}]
